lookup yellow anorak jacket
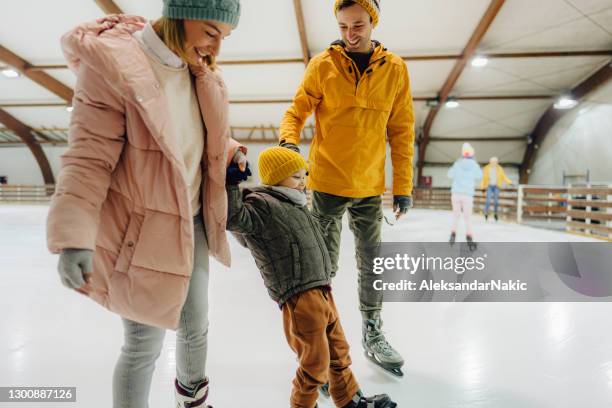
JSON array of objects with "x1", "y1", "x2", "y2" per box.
[
  {"x1": 481, "y1": 163, "x2": 512, "y2": 189},
  {"x1": 280, "y1": 41, "x2": 415, "y2": 198}
]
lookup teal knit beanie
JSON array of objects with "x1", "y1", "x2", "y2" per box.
[{"x1": 162, "y1": 0, "x2": 241, "y2": 28}]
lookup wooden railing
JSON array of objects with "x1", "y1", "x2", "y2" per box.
[
  {"x1": 413, "y1": 187, "x2": 518, "y2": 219},
  {"x1": 0, "y1": 185, "x2": 55, "y2": 203},
  {"x1": 517, "y1": 186, "x2": 568, "y2": 224},
  {"x1": 474, "y1": 188, "x2": 517, "y2": 218},
  {"x1": 3, "y1": 183, "x2": 610, "y2": 240},
  {"x1": 414, "y1": 184, "x2": 611, "y2": 240},
  {"x1": 566, "y1": 184, "x2": 612, "y2": 240}
]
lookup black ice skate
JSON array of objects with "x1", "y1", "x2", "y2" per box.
[
  {"x1": 449, "y1": 231, "x2": 456, "y2": 245},
  {"x1": 494, "y1": 213, "x2": 499, "y2": 222},
  {"x1": 343, "y1": 392, "x2": 398, "y2": 408},
  {"x1": 466, "y1": 235, "x2": 477, "y2": 252},
  {"x1": 362, "y1": 313, "x2": 404, "y2": 377}
]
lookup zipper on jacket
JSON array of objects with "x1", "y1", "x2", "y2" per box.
[
  {"x1": 337, "y1": 46, "x2": 387, "y2": 96},
  {"x1": 303, "y1": 207, "x2": 330, "y2": 267}
]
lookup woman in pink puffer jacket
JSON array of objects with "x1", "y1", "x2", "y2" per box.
[{"x1": 46, "y1": 1, "x2": 245, "y2": 407}]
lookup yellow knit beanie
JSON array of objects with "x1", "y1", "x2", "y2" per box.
[
  {"x1": 334, "y1": 0, "x2": 380, "y2": 27},
  {"x1": 258, "y1": 147, "x2": 308, "y2": 186}
]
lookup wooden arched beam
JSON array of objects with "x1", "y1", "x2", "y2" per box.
[
  {"x1": 94, "y1": 0, "x2": 122, "y2": 14},
  {"x1": 292, "y1": 0, "x2": 311, "y2": 66},
  {"x1": 28, "y1": 50, "x2": 611, "y2": 70},
  {"x1": 0, "y1": 109, "x2": 55, "y2": 184},
  {"x1": 0, "y1": 45, "x2": 73, "y2": 102},
  {"x1": 416, "y1": 0, "x2": 506, "y2": 184},
  {"x1": 519, "y1": 61, "x2": 612, "y2": 183},
  {"x1": 0, "y1": 44, "x2": 75, "y2": 185}
]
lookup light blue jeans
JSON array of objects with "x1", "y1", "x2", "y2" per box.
[
  {"x1": 113, "y1": 215, "x2": 210, "y2": 408},
  {"x1": 484, "y1": 185, "x2": 500, "y2": 214}
]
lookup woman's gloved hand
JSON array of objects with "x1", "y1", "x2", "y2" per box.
[
  {"x1": 226, "y1": 162, "x2": 252, "y2": 185},
  {"x1": 232, "y1": 149, "x2": 248, "y2": 172},
  {"x1": 58, "y1": 249, "x2": 93, "y2": 291}
]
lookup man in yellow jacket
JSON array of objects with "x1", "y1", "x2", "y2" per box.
[
  {"x1": 279, "y1": 0, "x2": 415, "y2": 379},
  {"x1": 481, "y1": 156, "x2": 513, "y2": 221}
]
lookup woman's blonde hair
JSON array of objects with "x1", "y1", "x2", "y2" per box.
[{"x1": 152, "y1": 17, "x2": 216, "y2": 69}]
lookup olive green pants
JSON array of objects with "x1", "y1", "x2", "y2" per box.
[{"x1": 311, "y1": 191, "x2": 383, "y2": 313}]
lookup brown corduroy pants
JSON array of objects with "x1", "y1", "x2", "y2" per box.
[{"x1": 282, "y1": 287, "x2": 360, "y2": 408}]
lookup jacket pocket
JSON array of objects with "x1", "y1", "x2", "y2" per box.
[
  {"x1": 291, "y1": 243, "x2": 302, "y2": 281},
  {"x1": 130, "y1": 210, "x2": 192, "y2": 276},
  {"x1": 114, "y1": 212, "x2": 145, "y2": 273},
  {"x1": 311, "y1": 213, "x2": 332, "y2": 237}
]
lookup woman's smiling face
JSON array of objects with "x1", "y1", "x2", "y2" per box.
[{"x1": 183, "y1": 19, "x2": 233, "y2": 62}]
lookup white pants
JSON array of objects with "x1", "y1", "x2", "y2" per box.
[{"x1": 451, "y1": 193, "x2": 474, "y2": 236}]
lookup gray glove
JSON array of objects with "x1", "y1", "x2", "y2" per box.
[
  {"x1": 393, "y1": 195, "x2": 413, "y2": 215},
  {"x1": 58, "y1": 249, "x2": 93, "y2": 289},
  {"x1": 279, "y1": 141, "x2": 300, "y2": 153}
]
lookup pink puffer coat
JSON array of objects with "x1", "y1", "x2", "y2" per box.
[{"x1": 47, "y1": 15, "x2": 245, "y2": 329}]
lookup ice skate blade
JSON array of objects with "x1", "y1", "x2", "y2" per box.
[{"x1": 364, "y1": 351, "x2": 404, "y2": 377}]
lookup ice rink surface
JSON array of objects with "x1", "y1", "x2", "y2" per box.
[{"x1": 1, "y1": 205, "x2": 610, "y2": 407}]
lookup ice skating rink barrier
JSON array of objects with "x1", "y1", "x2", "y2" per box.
[
  {"x1": 0, "y1": 184, "x2": 55, "y2": 203},
  {"x1": 1, "y1": 183, "x2": 610, "y2": 240},
  {"x1": 564, "y1": 184, "x2": 612, "y2": 240},
  {"x1": 413, "y1": 184, "x2": 612, "y2": 241}
]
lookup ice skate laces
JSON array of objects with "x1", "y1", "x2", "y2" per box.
[{"x1": 366, "y1": 320, "x2": 393, "y2": 356}]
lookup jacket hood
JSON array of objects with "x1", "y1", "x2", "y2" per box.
[{"x1": 62, "y1": 15, "x2": 146, "y2": 73}]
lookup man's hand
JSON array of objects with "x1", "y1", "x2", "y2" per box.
[
  {"x1": 279, "y1": 141, "x2": 300, "y2": 153},
  {"x1": 393, "y1": 195, "x2": 413, "y2": 220}
]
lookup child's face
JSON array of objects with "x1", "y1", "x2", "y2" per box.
[{"x1": 277, "y1": 168, "x2": 306, "y2": 191}]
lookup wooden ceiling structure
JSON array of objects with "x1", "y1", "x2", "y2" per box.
[{"x1": 0, "y1": 0, "x2": 611, "y2": 184}]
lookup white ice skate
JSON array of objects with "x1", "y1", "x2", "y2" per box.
[{"x1": 174, "y1": 378, "x2": 211, "y2": 408}]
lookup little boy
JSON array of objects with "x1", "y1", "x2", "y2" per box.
[{"x1": 226, "y1": 147, "x2": 397, "y2": 408}]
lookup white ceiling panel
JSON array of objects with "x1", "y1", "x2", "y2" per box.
[
  {"x1": 221, "y1": 63, "x2": 305, "y2": 99},
  {"x1": 304, "y1": 0, "x2": 492, "y2": 55},
  {"x1": 230, "y1": 103, "x2": 296, "y2": 127},
  {"x1": 455, "y1": 57, "x2": 610, "y2": 95},
  {"x1": 481, "y1": 0, "x2": 612, "y2": 52},
  {"x1": 4, "y1": 107, "x2": 70, "y2": 129},
  {"x1": 589, "y1": 7, "x2": 612, "y2": 33},
  {"x1": 413, "y1": 101, "x2": 428, "y2": 129},
  {"x1": 0, "y1": 77, "x2": 61, "y2": 102},
  {"x1": 432, "y1": 100, "x2": 551, "y2": 137},
  {"x1": 408, "y1": 60, "x2": 456, "y2": 96},
  {"x1": 210, "y1": 0, "x2": 303, "y2": 60},
  {"x1": 114, "y1": 0, "x2": 165, "y2": 20},
  {"x1": 0, "y1": 0, "x2": 103, "y2": 65},
  {"x1": 426, "y1": 140, "x2": 526, "y2": 164}
]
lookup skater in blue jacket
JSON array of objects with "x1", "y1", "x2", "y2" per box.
[{"x1": 447, "y1": 143, "x2": 483, "y2": 250}]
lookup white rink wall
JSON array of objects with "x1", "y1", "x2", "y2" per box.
[{"x1": 529, "y1": 81, "x2": 612, "y2": 186}]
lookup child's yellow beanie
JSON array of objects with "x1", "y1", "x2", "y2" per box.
[{"x1": 258, "y1": 147, "x2": 308, "y2": 186}]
